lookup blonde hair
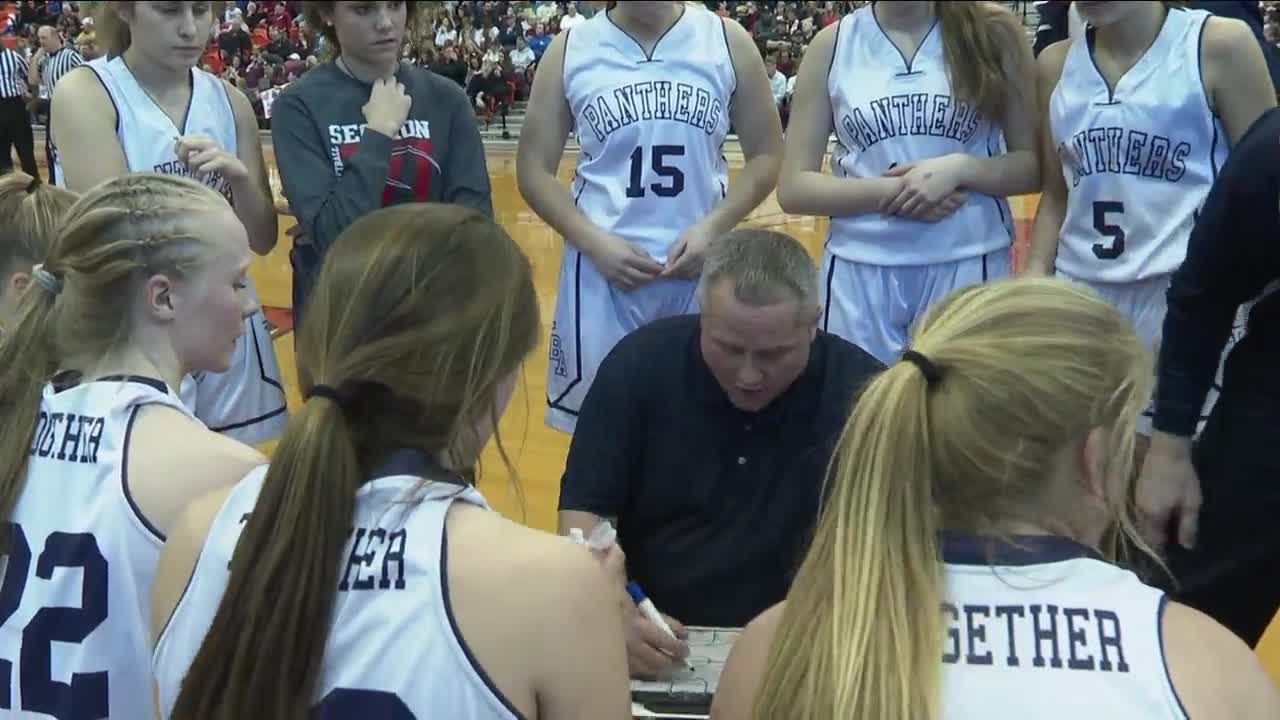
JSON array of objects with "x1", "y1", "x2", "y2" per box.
[
  {"x1": 92, "y1": 1, "x2": 226, "y2": 57},
  {"x1": 752, "y1": 277, "x2": 1154, "y2": 720},
  {"x1": 0, "y1": 172, "x2": 78, "y2": 278},
  {"x1": 0, "y1": 173, "x2": 229, "y2": 552}
]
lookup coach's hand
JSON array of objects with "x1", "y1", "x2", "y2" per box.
[
  {"x1": 1136, "y1": 432, "x2": 1202, "y2": 551},
  {"x1": 175, "y1": 135, "x2": 248, "y2": 183},
  {"x1": 880, "y1": 154, "x2": 967, "y2": 221},
  {"x1": 364, "y1": 76, "x2": 412, "y2": 138},
  {"x1": 626, "y1": 606, "x2": 690, "y2": 680},
  {"x1": 585, "y1": 233, "x2": 664, "y2": 291},
  {"x1": 663, "y1": 222, "x2": 715, "y2": 280}
]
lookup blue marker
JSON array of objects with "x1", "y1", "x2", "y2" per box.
[
  {"x1": 626, "y1": 582, "x2": 677, "y2": 638},
  {"x1": 626, "y1": 582, "x2": 690, "y2": 669}
]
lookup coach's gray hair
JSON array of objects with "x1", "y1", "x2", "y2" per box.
[{"x1": 697, "y1": 228, "x2": 820, "y2": 319}]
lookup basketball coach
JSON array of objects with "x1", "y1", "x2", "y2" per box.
[
  {"x1": 1139, "y1": 107, "x2": 1280, "y2": 647},
  {"x1": 558, "y1": 228, "x2": 883, "y2": 678}
]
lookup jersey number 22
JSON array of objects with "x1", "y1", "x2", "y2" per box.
[{"x1": 0, "y1": 524, "x2": 108, "y2": 719}]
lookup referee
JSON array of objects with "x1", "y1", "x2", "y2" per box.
[
  {"x1": 1139, "y1": 106, "x2": 1280, "y2": 647},
  {"x1": 27, "y1": 26, "x2": 81, "y2": 175},
  {"x1": 0, "y1": 43, "x2": 36, "y2": 177}
]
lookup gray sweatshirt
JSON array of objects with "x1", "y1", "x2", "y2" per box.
[{"x1": 271, "y1": 61, "x2": 493, "y2": 317}]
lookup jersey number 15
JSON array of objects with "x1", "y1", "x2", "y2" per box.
[
  {"x1": 1091, "y1": 201, "x2": 1126, "y2": 260},
  {"x1": 626, "y1": 145, "x2": 686, "y2": 198}
]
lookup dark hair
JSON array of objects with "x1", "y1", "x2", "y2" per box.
[
  {"x1": 170, "y1": 204, "x2": 541, "y2": 718},
  {"x1": 303, "y1": 1, "x2": 424, "y2": 60}
]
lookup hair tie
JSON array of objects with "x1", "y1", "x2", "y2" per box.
[
  {"x1": 901, "y1": 349, "x2": 943, "y2": 385},
  {"x1": 307, "y1": 383, "x2": 345, "y2": 406},
  {"x1": 30, "y1": 264, "x2": 62, "y2": 295},
  {"x1": 25, "y1": 177, "x2": 39, "y2": 194}
]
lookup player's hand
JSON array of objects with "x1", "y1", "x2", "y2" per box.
[
  {"x1": 1136, "y1": 433, "x2": 1203, "y2": 551},
  {"x1": 363, "y1": 76, "x2": 412, "y2": 138},
  {"x1": 916, "y1": 190, "x2": 969, "y2": 223},
  {"x1": 880, "y1": 154, "x2": 969, "y2": 220},
  {"x1": 584, "y1": 232, "x2": 664, "y2": 291},
  {"x1": 175, "y1": 134, "x2": 249, "y2": 183},
  {"x1": 663, "y1": 221, "x2": 717, "y2": 279},
  {"x1": 589, "y1": 541, "x2": 627, "y2": 590},
  {"x1": 626, "y1": 606, "x2": 690, "y2": 680}
]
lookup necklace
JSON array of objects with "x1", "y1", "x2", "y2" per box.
[{"x1": 337, "y1": 55, "x2": 396, "y2": 85}]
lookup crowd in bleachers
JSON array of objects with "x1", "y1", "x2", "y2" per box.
[{"x1": 2, "y1": 1, "x2": 890, "y2": 130}]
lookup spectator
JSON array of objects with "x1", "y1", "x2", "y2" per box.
[
  {"x1": 432, "y1": 43, "x2": 467, "y2": 87},
  {"x1": 528, "y1": 21, "x2": 551, "y2": 60},
  {"x1": 273, "y1": 1, "x2": 491, "y2": 324},
  {"x1": 510, "y1": 34, "x2": 535, "y2": 74},
  {"x1": 766, "y1": 53, "x2": 787, "y2": 109},
  {"x1": 560, "y1": 3, "x2": 586, "y2": 30},
  {"x1": 435, "y1": 15, "x2": 457, "y2": 47}
]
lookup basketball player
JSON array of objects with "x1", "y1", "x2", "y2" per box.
[
  {"x1": 1027, "y1": 0, "x2": 1275, "y2": 436},
  {"x1": 0, "y1": 173, "x2": 266, "y2": 720},
  {"x1": 779, "y1": 1, "x2": 1038, "y2": 366},
  {"x1": 0, "y1": 173, "x2": 76, "y2": 328},
  {"x1": 151, "y1": 205, "x2": 630, "y2": 719},
  {"x1": 710, "y1": 278, "x2": 1280, "y2": 720},
  {"x1": 518, "y1": 0, "x2": 784, "y2": 433},
  {"x1": 48, "y1": 0, "x2": 288, "y2": 445}
]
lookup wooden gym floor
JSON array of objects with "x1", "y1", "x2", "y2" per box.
[{"x1": 48, "y1": 146, "x2": 1280, "y2": 677}]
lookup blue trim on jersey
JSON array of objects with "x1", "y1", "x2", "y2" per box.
[
  {"x1": 547, "y1": 252, "x2": 584, "y2": 415},
  {"x1": 718, "y1": 15, "x2": 737, "y2": 102},
  {"x1": 941, "y1": 532, "x2": 1103, "y2": 566},
  {"x1": 120, "y1": 404, "x2": 169, "y2": 543},
  {"x1": 204, "y1": 313, "x2": 288, "y2": 434},
  {"x1": 870, "y1": 4, "x2": 936, "y2": 77},
  {"x1": 439, "y1": 530, "x2": 530, "y2": 720},
  {"x1": 1157, "y1": 594, "x2": 1194, "y2": 719},
  {"x1": 604, "y1": 4, "x2": 688, "y2": 63},
  {"x1": 822, "y1": 253, "x2": 837, "y2": 331}
]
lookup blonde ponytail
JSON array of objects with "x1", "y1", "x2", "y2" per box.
[
  {"x1": 755, "y1": 362, "x2": 943, "y2": 719},
  {"x1": 752, "y1": 277, "x2": 1154, "y2": 719}
]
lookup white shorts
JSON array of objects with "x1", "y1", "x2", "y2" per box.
[
  {"x1": 820, "y1": 248, "x2": 1011, "y2": 365},
  {"x1": 1070, "y1": 275, "x2": 1246, "y2": 436},
  {"x1": 546, "y1": 246, "x2": 698, "y2": 434},
  {"x1": 179, "y1": 281, "x2": 288, "y2": 445}
]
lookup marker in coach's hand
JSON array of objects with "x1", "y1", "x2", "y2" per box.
[{"x1": 626, "y1": 581, "x2": 691, "y2": 670}]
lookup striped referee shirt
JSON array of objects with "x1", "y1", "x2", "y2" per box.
[
  {"x1": 0, "y1": 48, "x2": 28, "y2": 98},
  {"x1": 37, "y1": 46, "x2": 82, "y2": 98}
]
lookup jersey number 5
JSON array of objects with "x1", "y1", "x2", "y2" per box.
[
  {"x1": 626, "y1": 145, "x2": 685, "y2": 198},
  {"x1": 0, "y1": 524, "x2": 109, "y2": 719},
  {"x1": 1091, "y1": 201, "x2": 1126, "y2": 260}
]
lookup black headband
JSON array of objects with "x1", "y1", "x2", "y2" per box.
[{"x1": 901, "y1": 349, "x2": 943, "y2": 385}]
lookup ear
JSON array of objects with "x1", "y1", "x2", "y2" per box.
[
  {"x1": 1076, "y1": 427, "x2": 1109, "y2": 504},
  {"x1": 142, "y1": 273, "x2": 179, "y2": 323}
]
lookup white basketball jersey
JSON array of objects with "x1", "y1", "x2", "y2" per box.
[
  {"x1": 53, "y1": 56, "x2": 289, "y2": 445},
  {"x1": 154, "y1": 451, "x2": 522, "y2": 719},
  {"x1": 563, "y1": 5, "x2": 734, "y2": 261},
  {"x1": 940, "y1": 534, "x2": 1186, "y2": 719},
  {"x1": 826, "y1": 6, "x2": 1013, "y2": 266},
  {"x1": 0, "y1": 375, "x2": 190, "y2": 719},
  {"x1": 1050, "y1": 8, "x2": 1227, "y2": 282}
]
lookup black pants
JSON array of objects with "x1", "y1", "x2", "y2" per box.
[
  {"x1": 0, "y1": 96, "x2": 37, "y2": 178},
  {"x1": 1164, "y1": 388, "x2": 1280, "y2": 647}
]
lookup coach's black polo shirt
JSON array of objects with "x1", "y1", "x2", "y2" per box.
[
  {"x1": 1155, "y1": 106, "x2": 1280, "y2": 437},
  {"x1": 558, "y1": 314, "x2": 883, "y2": 627}
]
